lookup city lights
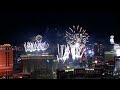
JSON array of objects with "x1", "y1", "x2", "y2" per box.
[
  {"x1": 94, "y1": 60, "x2": 98, "y2": 64},
  {"x1": 85, "y1": 49, "x2": 94, "y2": 57},
  {"x1": 85, "y1": 68, "x2": 94, "y2": 71}
]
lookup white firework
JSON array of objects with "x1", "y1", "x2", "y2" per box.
[
  {"x1": 35, "y1": 35, "x2": 43, "y2": 42},
  {"x1": 24, "y1": 35, "x2": 49, "y2": 52},
  {"x1": 57, "y1": 25, "x2": 89, "y2": 63},
  {"x1": 65, "y1": 25, "x2": 89, "y2": 45}
]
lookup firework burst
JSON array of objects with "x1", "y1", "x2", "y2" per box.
[
  {"x1": 65, "y1": 25, "x2": 89, "y2": 45},
  {"x1": 57, "y1": 25, "x2": 89, "y2": 65},
  {"x1": 24, "y1": 35, "x2": 49, "y2": 52}
]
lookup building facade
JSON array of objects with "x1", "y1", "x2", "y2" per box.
[
  {"x1": 57, "y1": 68, "x2": 104, "y2": 79},
  {"x1": 21, "y1": 54, "x2": 57, "y2": 79},
  {"x1": 0, "y1": 44, "x2": 13, "y2": 78},
  {"x1": 104, "y1": 51, "x2": 115, "y2": 63},
  {"x1": 93, "y1": 43, "x2": 105, "y2": 56}
]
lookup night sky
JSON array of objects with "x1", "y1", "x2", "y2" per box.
[{"x1": 0, "y1": 1, "x2": 120, "y2": 45}]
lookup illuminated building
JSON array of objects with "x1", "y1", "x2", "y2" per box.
[
  {"x1": 110, "y1": 35, "x2": 120, "y2": 74},
  {"x1": 93, "y1": 56, "x2": 104, "y2": 65},
  {"x1": 85, "y1": 44, "x2": 94, "y2": 57},
  {"x1": 21, "y1": 54, "x2": 57, "y2": 79},
  {"x1": 12, "y1": 45, "x2": 24, "y2": 74},
  {"x1": 57, "y1": 68, "x2": 103, "y2": 79},
  {"x1": 0, "y1": 44, "x2": 13, "y2": 78},
  {"x1": 20, "y1": 35, "x2": 58, "y2": 79},
  {"x1": 113, "y1": 45, "x2": 120, "y2": 73},
  {"x1": 104, "y1": 51, "x2": 115, "y2": 63},
  {"x1": 86, "y1": 43, "x2": 108, "y2": 57},
  {"x1": 93, "y1": 43, "x2": 105, "y2": 56}
]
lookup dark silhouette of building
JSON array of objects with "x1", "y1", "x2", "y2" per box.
[{"x1": 57, "y1": 68, "x2": 104, "y2": 79}]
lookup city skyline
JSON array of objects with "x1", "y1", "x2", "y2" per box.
[{"x1": 0, "y1": 1, "x2": 120, "y2": 79}]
